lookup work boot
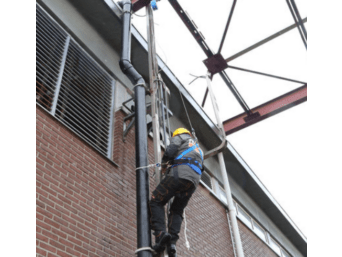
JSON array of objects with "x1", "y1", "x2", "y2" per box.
[
  {"x1": 167, "y1": 243, "x2": 177, "y2": 257},
  {"x1": 152, "y1": 231, "x2": 171, "y2": 253}
]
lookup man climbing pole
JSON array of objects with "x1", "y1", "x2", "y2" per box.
[{"x1": 149, "y1": 128, "x2": 204, "y2": 257}]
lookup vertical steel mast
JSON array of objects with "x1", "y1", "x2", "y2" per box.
[{"x1": 147, "y1": 5, "x2": 172, "y2": 256}]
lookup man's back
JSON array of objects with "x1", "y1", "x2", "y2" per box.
[{"x1": 163, "y1": 134, "x2": 203, "y2": 187}]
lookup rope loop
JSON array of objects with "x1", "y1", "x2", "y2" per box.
[
  {"x1": 135, "y1": 247, "x2": 156, "y2": 255},
  {"x1": 135, "y1": 162, "x2": 163, "y2": 171}
]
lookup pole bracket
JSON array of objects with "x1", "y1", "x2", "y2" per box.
[{"x1": 203, "y1": 53, "x2": 228, "y2": 75}]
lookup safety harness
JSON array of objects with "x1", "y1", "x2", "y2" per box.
[{"x1": 171, "y1": 143, "x2": 204, "y2": 175}]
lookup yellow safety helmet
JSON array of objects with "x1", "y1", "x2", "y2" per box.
[{"x1": 173, "y1": 128, "x2": 191, "y2": 137}]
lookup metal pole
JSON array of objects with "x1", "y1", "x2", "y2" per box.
[
  {"x1": 227, "y1": 65, "x2": 306, "y2": 84},
  {"x1": 135, "y1": 85, "x2": 152, "y2": 257},
  {"x1": 147, "y1": 5, "x2": 163, "y2": 185},
  {"x1": 217, "y1": 0, "x2": 237, "y2": 54},
  {"x1": 158, "y1": 81, "x2": 167, "y2": 146},
  {"x1": 218, "y1": 152, "x2": 245, "y2": 257},
  {"x1": 206, "y1": 73, "x2": 245, "y2": 257},
  {"x1": 147, "y1": 6, "x2": 170, "y2": 257},
  {"x1": 225, "y1": 17, "x2": 307, "y2": 63},
  {"x1": 286, "y1": 0, "x2": 307, "y2": 49},
  {"x1": 119, "y1": 1, "x2": 152, "y2": 256}
]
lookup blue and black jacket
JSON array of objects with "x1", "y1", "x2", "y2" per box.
[{"x1": 162, "y1": 133, "x2": 203, "y2": 187}]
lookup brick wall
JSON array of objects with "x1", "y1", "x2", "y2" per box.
[
  {"x1": 239, "y1": 221, "x2": 278, "y2": 257},
  {"x1": 36, "y1": 106, "x2": 276, "y2": 257}
]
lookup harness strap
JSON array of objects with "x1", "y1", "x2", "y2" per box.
[
  {"x1": 175, "y1": 144, "x2": 199, "y2": 160},
  {"x1": 173, "y1": 158, "x2": 202, "y2": 169},
  {"x1": 172, "y1": 142, "x2": 203, "y2": 175}
]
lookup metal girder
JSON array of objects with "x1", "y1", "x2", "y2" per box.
[
  {"x1": 168, "y1": 0, "x2": 252, "y2": 115},
  {"x1": 225, "y1": 17, "x2": 307, "y2": 63},
  {"x1": 223, "y1": 84, "x2": 307, "y2": 135},
  {"x1": 227, "y1": 65, "x2": 306, "y2": 84},
  {"x1": 217, "y1": 0, "x2": 237, "y2": 54},
  {"x1": 286, "y1": 0, "x2": 307, "y2": 49},
  {"x1": 132, "y1": 0, "x2": 150, "y2": 13}
]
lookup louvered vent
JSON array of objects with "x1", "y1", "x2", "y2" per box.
[
  {"x1": 36, "y1": 5, "x2": 67, "y2": 111},
  {"x1": 36, "y1": 4, "x2": 115, "y2": 158},
  {"x1": 55, "y1": 40, "x2": 114, "y2": 156},
  {"x1": 201, "y1": 170, "x2": 212, "y2": 189}
]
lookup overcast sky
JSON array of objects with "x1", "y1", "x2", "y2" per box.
[{"x1": 131, "y1": 0, "x2": 308, "y2": 237}]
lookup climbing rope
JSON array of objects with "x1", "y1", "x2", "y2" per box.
[
  {"x1": 183, "y1": 208, "x2": 190, "y2": 250},
  {"x1": 177, "y1": 86, "x2": 197, "y2": 141}
]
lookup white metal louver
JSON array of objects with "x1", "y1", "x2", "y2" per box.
[
  {"x1": 36, "y1": 5, "x2": 68, "y2": 112},
  {"x1": 36, "y1": 4, "x2": 115, "y2": 159}
]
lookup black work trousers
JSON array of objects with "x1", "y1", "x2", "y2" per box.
[{"x1": 149, "y1": 175, "x2": 196, "y2": 244}]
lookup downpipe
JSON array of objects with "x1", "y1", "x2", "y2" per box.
[
  {"x1": 206, "y1": 72, "x2": 245, "y2": 257},
  {"x1": 119, "y1": 1, "x2": 152, "y2": 257}
]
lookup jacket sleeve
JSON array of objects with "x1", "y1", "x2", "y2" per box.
[{"x1": 162, "y1": 136, "x2": 182, "y2": 164}]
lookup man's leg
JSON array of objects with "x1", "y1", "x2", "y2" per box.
[
  {"x1": 168, "y1": 180, "x2": 196, "y2": 244},
  {"x1": 149, "y1": 176, "x2": 177, "y2": 252}
]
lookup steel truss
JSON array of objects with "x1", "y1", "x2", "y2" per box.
[{"x1": 131, "y1": 0, "x2": 307, "y2": 135}]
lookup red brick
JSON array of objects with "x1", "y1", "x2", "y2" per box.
[
  {"x1": 57, "y1": 238, "x2": 73, "y2": 249},
  {"x1": 37, "y1": 207, "x2": 53, "y2": 219},
  {"x1": 44, "y1": 217, "x2": 60, "y2": 230},
  {"x1": 60, "y1": 226, "x2": 75, "y2": 237},
  {"x1": 37, "y1": 199, "x2": 46, "y2": 209},
  {"x1": 55, "y1": 205, "x2": 70, "y2": 216},
  {"x1": 57, "y1": 194, "x2": 72, "y2": 206},
  {"x1": 69, "y1": 224, "x2": 83, "y2": 235},
  {"x1": 56, "y1": 250, "x2": 73, "y2": 257},
  {"x1": 76, "y1": 233, "x2": 90, "y2": 244},
  {"x1": 36, "y1": 232, "x2": 49, "y2": 243},
  {"x1": 74, "y1": 245, "x2": 88, "y2": 255},
  {"x1": 40, "y1": 242, "x2": 57, "y2": 253},
  {"x1": 50, "y1": 184, "x2": 66, "y2": 196},
  {"x1": 36, "y1": 247, "x2": 47, "y2": 256},
  {"x1": 50, "y1": 239, "x2": 66, "y2": 251},
  {"x1": 47, "y1": 253, "x2": 58, "y2": 257},
  {"x1": 41, "y1": 185, "x2": 58, "y2": 197},
  {"x1": 37, "y1": 220, "x2": 52, "y2": 231},
  {"x1": 67, "y1": 236, "x2": 82, "y2": 247},
  {"x1": 66, "y1": 247, "x2": 81, "y2": 257},
  {"x1": 53, "y1": 216, "x2": 69, "y2": 227}
]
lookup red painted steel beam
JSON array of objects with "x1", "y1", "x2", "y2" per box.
[
  {"x1": 223, "y1": 84, "x2": 307, "y2": 135},
  {"x1": 132, "y1": 0, "x2": 150, "y2": 13}
]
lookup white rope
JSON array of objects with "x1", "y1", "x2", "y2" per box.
[
  {"x1": 135, "y1": 163, "x2": 161, "y2": 170},
  {"x1": 183, "y1": 208, "x2": 190, "y2": 250},
  {"x1": 135, "y1": 247, "x2": 156, "y2": 255}
]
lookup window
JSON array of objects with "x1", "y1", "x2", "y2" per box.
[
  {"x1": 281, "y1": 249, "x2": 291, "y2": 257},
  {"x1": 235, "y1": 202, "x2": 293, "y2": 257},
  {"x1": 269, "y1": 237, "x2": 282, "y2": 256},
  {"x1": 252, "y1": 220, "x2": 267, "y2": 241},
  {"x1": 218, "y1": 185, "x2": 228, "y2": 204},
  {"x1": 36, "y1": 4, "x2": 115, "y2": 159},
  {"x1": 237, "y1": 205, "x2": 252, "y2": 228},
  {"x1": 200, "y1": 170, "x2": 212, "y2": 189}
]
